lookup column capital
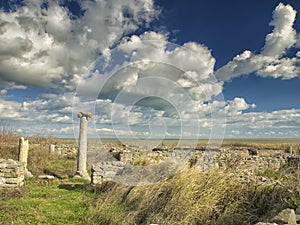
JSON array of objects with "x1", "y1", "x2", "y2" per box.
[{"x1": 77, "y1": 112, "x2": 93, "y2": 119}]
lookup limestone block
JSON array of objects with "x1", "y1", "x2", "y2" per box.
[
  {"x1": 5, "y1": 177, "x2": 23, "y2": 184},
  {"x1": 38, "y1": 175, "x2": 55, "y2": 180},
  {"x1": 4, "y1": 172, "x2": 18, "y2": 178},
  {"x1": 0, "y1": 177, "x2": 5, "y2": 185},
  {"x1": 0, "y1": 163, "x2": 7, "y2": 169},
  {"x1": 271, "y1": 208, "x2": 296, "y2": 225}
]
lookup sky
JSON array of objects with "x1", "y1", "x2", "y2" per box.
[{"x1": 0, "y1": 0, "x2": 300, "y2": 140}]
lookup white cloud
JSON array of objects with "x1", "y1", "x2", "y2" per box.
[
  {"x1": 0, "y1": 2, "x2": 299, "y2": 139},
  {"x1": 0, "y1": 0, "x2": 158, "y2": 89},
  {"x1": 216, "y1": 3, "x2": 300, "y2": 81},
  {"x1": 96, "y1": 127, "x2": 149, "y2": 138},
  {"x1": 226, "y1": 97, "x2": 256, "y2": 116},
  {"x1": 257, "y1": 57, "x2": 300, "y2": 79},
  {"x1": 72, "y1": 30, "x2": 226, "y2": 140},
  {"x1": 0, "y1": 99, "x2": 20, "y2": 118},
  {"x1": 262, "y1": 3, "x2": 297, "y2": 57},
  {"x1": 79, "y1": 31, "x2": 223, "y2": 110}
]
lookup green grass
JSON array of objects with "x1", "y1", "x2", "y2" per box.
[{"x1": 0, "y1": 179, "x2": 96, "y2": 225}]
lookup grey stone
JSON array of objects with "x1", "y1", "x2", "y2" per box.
[
  {"x1": 271, "y1": 209, "x2": 297, "y2": 225},
  {"x1": 38, "y1": 175, "x2": 55, "y2": 180}
]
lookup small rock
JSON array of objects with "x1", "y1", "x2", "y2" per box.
[
  {"x1": 271, "y1": 208, "x2": 297, "y2": 225},
  {"x1": 38, "y1": 175, "x2": 55, "y2": 180}
]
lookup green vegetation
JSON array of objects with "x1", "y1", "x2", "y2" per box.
[
  {"x1": 1, "y1": 134, "x2": 300, "y2": 224},
  {"x1": 0, "y1": 179, "x2": 95, "y2": 224},
  {"x1": 1, "y1": 168, "x2": 300, "y2": 225}
]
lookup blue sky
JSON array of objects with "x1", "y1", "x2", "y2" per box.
[{"x1": 0, "y1": 0, "x2": 299, "y2": 139}]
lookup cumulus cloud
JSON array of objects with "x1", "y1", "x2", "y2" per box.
[
  {"x1": 72, "y1": 31, "x2": 226, "y2": 140},
  {"x1": 262, "y1": 3, "x2": 297, "y2": 57},
  {"x1": 0, "y1": 99, "x2": 20, "y2": 118},
  {"x1": 0, "y1": 0, "x2": 158, "y2": 89},
  {"x1": 225, "y1": 97, "x2": 256, "y2": 116},
  {"x1": 216, "y1": 3, "x2": 300, "y2": 81},
  {"x1": 79, "y1": 31, "x2": 222, "y2": 106},
  {"x1": 225, "y1": 108, "x2": 300, "y2": 138},
  {"x1": 1, "y1": 2, "x2": 299, "y2": 139}
]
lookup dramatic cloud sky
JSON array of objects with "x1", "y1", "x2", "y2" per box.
[{"x1": 0, "y1": 0, "x2": 299, "y2": 139}]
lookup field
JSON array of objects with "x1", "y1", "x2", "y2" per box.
[{"x1": 0, "y1": 136, "x2": 300, "y2": 225}]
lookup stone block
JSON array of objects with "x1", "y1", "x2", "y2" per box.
[
  {"x1": 5, "y1": 177, "x2": 23, "y2": 185},
  {"x1": 6, "y1": 163, "x2": 19, "y2": 169},
  {"x1": 0, "y1": 163, "x2": 7, "y2": 169},
  {"x1": 271, "y1": 208, "x2": 296, "y2": 225},
  {"x1": 38, "y1": 175, "x2": 55, "y2": 180},
  {"x1": 4, "y1": 172, "x2": 18, "y2": 178},
  {"x1": 0, "y1": 177, "x2": 5, "y2": 185}
]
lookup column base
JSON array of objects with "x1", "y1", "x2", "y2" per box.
[
  {"x1": 74, "y1": 170, "x2": 91, "y2": 181},
  {"x1": 24, "y1": 170, "x2": 33, "y2": 178}
]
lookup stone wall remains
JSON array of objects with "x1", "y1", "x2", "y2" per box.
[
  {"x1": 0, "y1": 159, "x2": 25, "y2": 188},
  {"x1": 92, "y1": 146, "x2": 300, "y2": 184},
  {"x1": 91, "y1": 161, "x2": 125, "y2": 184}
]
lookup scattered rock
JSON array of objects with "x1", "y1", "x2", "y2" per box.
[
  {"x1": 270, "y1": 208, "x2": 297, "y2": 225},
  {"x1": 248, "y1": 148, "x2": 258, "y2": 155},
  {"x1": 43, "y1": 168, "x2": 69, "y2": 179},
  {"x1": 38, "y1": 175, "x2": 55, "y2": 180}
]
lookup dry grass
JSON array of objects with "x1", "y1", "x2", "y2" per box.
[
  {"x1": 0, "y1": 137, "x2": 77, "y2": 178},
  {"x1": 221, "y1": 138, "x2": 300, "y2": 151},
  {"x1": 87, "y1": 167, "x2": 300, "y2": 225},
  {"x1": 0, "y1": 122, "x2": 18, "y2": 145}
]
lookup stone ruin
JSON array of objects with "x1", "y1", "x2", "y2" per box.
[
  {"x1": 0, "y1": 159, "x2": 25, "y2": 188},
  {"x1": 256, "y1": 208, "x2": 300, "y2": 225},
  {"x1": 91, "y1": 144, "x2": 300, "y2": 185},
  {"x1": 91, "y1": 161, "x2": 126, "y2": 184},
  {"x1": 48, "y1": 143, "x2": 77, "y2": 157},
  {"x1": 0, "y1": 136, "x2": 32, "y2": 188}
]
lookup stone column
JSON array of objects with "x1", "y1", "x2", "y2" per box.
[
  {"x1": 76, "y1": 112, "x2": 92, "y2": 179},
  {"x1": 49, "y1": 144, "x2": 55, "y2": 154},
  {"x1": 18, "y1": 137, "x2": 32, "y2": 177},
  {"x1": 18, "y1": 137, "x2": 29, "y2": 169}
]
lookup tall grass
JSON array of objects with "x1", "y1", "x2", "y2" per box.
[
  {"x1": 86, "y1": 168, "x2": 300, "y2": 225},
  {"x1": 0, "y1": 120, "x2": 18, "y2": 144}
]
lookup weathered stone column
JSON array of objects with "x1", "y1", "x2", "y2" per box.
[
  {"x1": 18, "y1": 137, "x2": 29, "y2": 169},
  {"x1": 18, "y1": 137, "x2": 32, "y2": 177},
  {"x1": 49, "y1": 144, "x2": 55, "y2": 154},
  {"x1": 75, "y1": 112, "x2": 92, "y2": 179}
]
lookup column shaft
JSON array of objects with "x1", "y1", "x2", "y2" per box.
[
  {"x1": 78, "y1": 116, "x2": 88, "y2": 172},
  {"x1": 18, "y1": 137, "x2": 29, "y2": 169}
]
